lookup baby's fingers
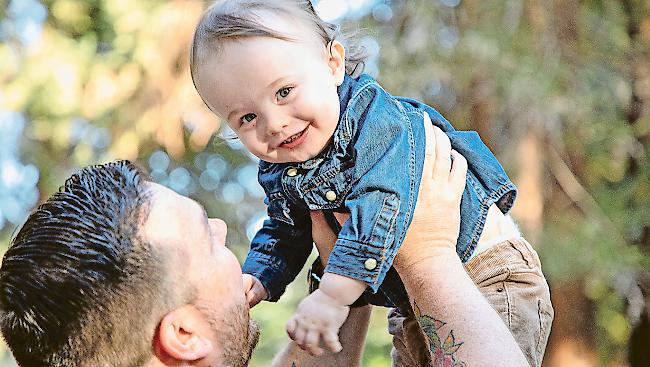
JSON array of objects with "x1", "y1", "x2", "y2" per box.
[
  {"x1": 323, "y1": 331, "x2": 342, "y2": 354},
  {"x1": 303, "y1": 330, "x2": 323, "y2": 356},
  {"x1": 292, "y1": 324, "x2": 307, "y2": 347},
  {"x1": 246, "y1": 290, "x2": 258, "y2": 307},
  {"x1": 286, "y1": 318, "x2": 298, "y2": 341}
]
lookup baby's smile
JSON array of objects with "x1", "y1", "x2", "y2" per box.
[{"x1": 280, "y1": 126, "x2": 310, "y2": 149}]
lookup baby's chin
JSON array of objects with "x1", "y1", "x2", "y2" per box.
[{"x1": 262, "y1": 149, "x2": 323, "y2": 164}]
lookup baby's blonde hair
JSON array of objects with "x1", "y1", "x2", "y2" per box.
[{"x1": 190, "y1": 0, "x2": 367, "y2": 89}]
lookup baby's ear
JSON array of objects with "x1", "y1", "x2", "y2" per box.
[{"x1": 327, "y1": 40, "x2": 346, "y2": 86}]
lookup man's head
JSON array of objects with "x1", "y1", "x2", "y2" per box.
[{"x1": 0, "y1": 160, "x2": 258, "y2": 366}]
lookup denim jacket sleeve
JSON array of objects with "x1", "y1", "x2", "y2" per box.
[
  {"x1": 324, "y1": 81, "x2": 420, "y2": 293},
  {"x1": 242, "y1": 192, "x2": 313, "y2": 302}
]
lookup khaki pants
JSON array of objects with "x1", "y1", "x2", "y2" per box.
[{"x1": 388, "y1": 238, "x2": 554, "y2": 367}]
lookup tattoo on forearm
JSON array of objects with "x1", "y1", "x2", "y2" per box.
[{"x1": 414, "y1": 302, "x2": 466, "y2": 367}]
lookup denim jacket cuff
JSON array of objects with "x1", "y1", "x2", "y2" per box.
[
  {"x1": 324, "y1": 238, "x2": 389, "y2": 293},
  {"x1": 242, "y1": 255, "x2": 288, "y2": 302}
]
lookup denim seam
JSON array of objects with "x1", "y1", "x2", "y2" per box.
[
  {"x1": 302, "y1": 179, "x2": 353, "y2": 209},
  {"x1": 490, "y1": 182, "x2": 518, "y2": 212},
  {"x1": 401, "y1": 108, "x2": 418, "y2": 249},
  {"x1": 325, "y1": 266, "x2": 377, "y2": 283},
  {"x1": 341, "y1": 78, "x2": 376, "y2": 145},
  {"x1": 268, "y1": 193, "x2": 295, "y2": 226},
  {"x1": 370, "y1": 194, "x2": 396, "y2": 245},
  {"x1": 336, "y1": 236, "x2": 387, "y2": 251},
  {"x1": 461, "y1": 181, "x2": 518, "y2": 261},
  {"x1": 461, "y1": 200, "x2": 489, "y2": 261},
  {"x1": 380, "y1": 197, "x2": 400, "y2": 274},
  {"x1": 245, "y1": 252, "x2": 280, "y2": 267},
  {"x1": 282, "y1": 174, "x2": 304, "y2": 205},
  {"x1": 302, "y1": 166, "x2": 347, "y2": 193},
  {"x1": 468, "y1": 174, "x2": 485, "y2": 202}
]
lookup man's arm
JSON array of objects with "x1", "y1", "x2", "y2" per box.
[
  {"x1": 393, "y1": 120, "x2": 528, "y2": 366},
  {"x1": 396, "y1": 250, "x2": 528, "y2": 366},
  {"x1": 272, "y1": 118, "x2": 527, "y2": 366}
]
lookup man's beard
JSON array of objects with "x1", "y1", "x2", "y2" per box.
[{"x1": 200, "y1": 300, "x2": 260, "y2": 366}]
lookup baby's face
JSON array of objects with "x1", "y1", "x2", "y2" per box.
[{"x1": 196, "y1": 25, "x2": 346, "y2": 163}]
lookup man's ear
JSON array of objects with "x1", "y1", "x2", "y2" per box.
[
  {"x1": 327, "y1": 40, "x2": 346, "y2": 86},
  {"x1": 155, "y1": 305, "x2": 214, "y2": 362}
]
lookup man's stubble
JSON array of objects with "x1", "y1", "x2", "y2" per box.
[{"x1": 200, "y1": 301, "x2": 260, "y2": 367}]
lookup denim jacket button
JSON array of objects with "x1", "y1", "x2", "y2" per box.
[
  {"x1": 286, "y1": 167, "x2": 298, "y2": 177},
  {"x1": 325, "y1": 190, "x2": 337, "y2": 201},
  {"x1": 364, "y1": 258, "x2": 378, "y2": 270}
]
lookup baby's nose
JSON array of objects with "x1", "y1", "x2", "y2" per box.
[{"x1": 266, "y1": 119, "x2": 288, "y2": 135}]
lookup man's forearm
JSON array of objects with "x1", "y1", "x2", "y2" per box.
[
  {"x1": 400, "y1": 248, "x2": 528, "y2": 366},
  {"x1": 271, "y1": 305, "x2": 372, "y2": 367}
]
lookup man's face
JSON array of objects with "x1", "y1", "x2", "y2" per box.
[{"x1": 142, "y1": 182, "x2": 258, "y2": 365}]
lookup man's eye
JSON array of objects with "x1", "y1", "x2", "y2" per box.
[
  {"x1": 241, "y1": 113, "x2": 257, "y2": 124},
  {"x1": 276, "y1": 86, "x2": 293, "y2": 100}
]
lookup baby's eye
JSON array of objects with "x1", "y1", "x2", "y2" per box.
[
  {"x1": 241, "y1": 113, "x2": 257, "y2": 124},
  {"x1": 276, "y1": 86, "x2": 293, "y2": 100}
]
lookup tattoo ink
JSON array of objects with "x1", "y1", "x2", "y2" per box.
[{"x1": 414, "y1": 302, "x2": 466, "y2": 367}]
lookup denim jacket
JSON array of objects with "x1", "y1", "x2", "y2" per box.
[{"x1": 242, "y1": 74, "x2": 517, "y2": 304}]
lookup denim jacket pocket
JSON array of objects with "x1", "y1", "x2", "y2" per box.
[
  {"x1": 300, "y1": 165, "x2": 354, "y2": 210},
  {"x1": 267, "y1": 192, "x2": 294, "y2": 226}
]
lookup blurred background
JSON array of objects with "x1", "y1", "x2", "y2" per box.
[{"x1": 1, "y1": 0, "x2": 649, "y2": 365}]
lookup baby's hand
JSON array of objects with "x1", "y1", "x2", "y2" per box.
[
  {"x1": 242, "y1": 274, "x2": 267, "y2": 308},
  {"x1": 286, "y1": 289, "x2": 349, "y2": 356}
]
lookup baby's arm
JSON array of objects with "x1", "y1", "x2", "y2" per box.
[
  {"x1": 242, "y1": 199, "x2": 314, "y2": 305},
  {"x1": 286, "y1": 273, "x2": 367, "y2": 356},
  {"x1": 273, "y1": 305, "x2": 371, "y2": 367}
]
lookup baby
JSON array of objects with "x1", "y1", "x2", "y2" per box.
[{"x1": 190, "y1": 0, "x2": 552, "y2": 364}]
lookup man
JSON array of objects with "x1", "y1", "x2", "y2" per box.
[
  {"x1": 0, "y1": 125, "x2": 528, "y2": 366},
  {"x1": 0, "y1": 160, "x2": 257, "y2": 366}
]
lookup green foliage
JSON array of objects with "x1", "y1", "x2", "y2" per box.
[{"x1": 361, "y1": 0, "x2": 649, "y2": 362}]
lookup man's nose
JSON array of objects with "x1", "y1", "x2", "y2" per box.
[{"x1": 208, "y1": 218, "x2": 227, "y2": 244}]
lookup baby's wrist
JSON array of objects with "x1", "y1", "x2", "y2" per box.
[
  {"x1": 312, "y1": 288, "x2": 348, "y2": 308},
  {"x1": 319, "y1": 273, "x2": 367, "y2": 306}
]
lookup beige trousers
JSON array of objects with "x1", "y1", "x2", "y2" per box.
[{"x1": 388, "y1": 238, "x2": 554, "y2": 367}]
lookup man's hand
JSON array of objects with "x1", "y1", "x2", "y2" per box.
[
  {"x1": 394, "y1": 112, "x2": 468, "y2": 272},
  {"x1": 242, "y1": 274, "x2": 267, "y2": 308},
  {"x1": 286, "y1": 289, "x2": 350, "y2": 356}
]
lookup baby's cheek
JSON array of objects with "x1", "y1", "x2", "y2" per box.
[{"x1": 238, "y1": 135, "x2": 265, "y2": 156}]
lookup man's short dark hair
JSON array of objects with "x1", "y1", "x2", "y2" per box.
[{"x1": 0, "y1": 160, "x2": 173, "y2": 366}]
